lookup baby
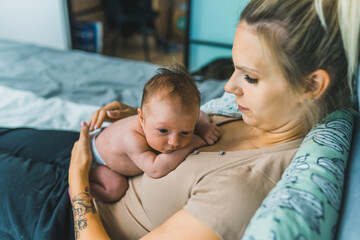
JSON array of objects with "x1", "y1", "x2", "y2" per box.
[{"x1": 89, "y1": 66, "x2": 221, "y2": 202}]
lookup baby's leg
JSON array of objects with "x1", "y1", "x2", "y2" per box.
[{"x1": 89, "y1": 165, "x2": 129, "y2": 203}]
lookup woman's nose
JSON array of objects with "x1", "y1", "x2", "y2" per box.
[{"x1": 224, "y1": 74, "x2": 243, "y2": 95}]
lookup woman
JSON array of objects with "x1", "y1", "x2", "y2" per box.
[
  {"x1": 68, "y1": 0, "x2": 359, "y2": 239},
  {"x1": 0, "y1": 0, "x2": 358, "y2": 239}
]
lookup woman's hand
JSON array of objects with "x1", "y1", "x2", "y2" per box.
[
  {"x1": 68, "y1": 122, "x2": 110, "y2": 240},
  {"x1": 69, "y1": 121, "x2": 93, "y2": 183},
  {"x1": 88, "y1": 101, "x2": 138, "y2": 131}
]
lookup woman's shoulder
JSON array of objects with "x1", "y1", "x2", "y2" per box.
[{"x1": 209, "y1": 114, "x2": 242, "y2": 126}]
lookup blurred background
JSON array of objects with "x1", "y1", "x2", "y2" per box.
[{"x1": 0, "y1": 0, "x2": 249, "y2": 74}]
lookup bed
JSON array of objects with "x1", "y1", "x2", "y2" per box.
[{"x1": 0, "y1": 39, "x2": 228, "y2": 131}]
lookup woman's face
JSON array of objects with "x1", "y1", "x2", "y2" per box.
[{"x1": 225, "y1": 22, "x2": 304, "y2": 132}]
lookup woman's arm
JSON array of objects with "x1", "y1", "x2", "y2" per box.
[
  {"x1": 88, "y1": 101, "x2": 137, "y2": 131},
  {"x1": 141, "y1": 209, "x2": 220, "y2": 240},
  {"x1": 68, "y1": 122, "x2": 110, "y2": 240}
]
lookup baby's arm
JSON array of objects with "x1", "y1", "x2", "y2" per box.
[
  {"x1": 195, "y1": 111, "x2": 221, "y2": 145},
  {"x1": 128, "y1": 135, "x2": 206, "y2": 178}
]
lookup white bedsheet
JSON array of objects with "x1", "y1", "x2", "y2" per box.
[{"x1": 0, "y1": 85, "x2": 106, "y2": 131}]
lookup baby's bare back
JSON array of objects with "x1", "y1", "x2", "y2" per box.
[{"x1": 94, "y1": 115, "x2": 144, "y2": 176}]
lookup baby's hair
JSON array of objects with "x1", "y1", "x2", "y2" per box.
[{"x1": 141, "y1": 65, "x2": 201, "y2": 114}]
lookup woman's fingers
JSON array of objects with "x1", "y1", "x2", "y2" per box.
[
  {"x1": 106, "y1": 101, "x2": 138, "y2": 119},
  {"x1": 69, "y1": 122, "x2": 93, "y2": 196},
  {"x1": 94, "y1": 110, "x2": 107, "y2": 130},
  {"x1": 89, "y1": 109, "x2": 111, "y2": 131},
  {"x1": 80, "y1": 121, "x2": 90, "y2": 140},
  {"x1": 106, "y1": 110, "x2": 121, "y2": 119},
  {"x1": 88, "y1": 101, "x2": 137, "y2": 131},
  {"x1": 105, "y1": 101, "x2": 121, "y2": 110},
  {"x1": 70, "y1": 121, "x2": 92, "y2": 175},
  {"x1": 88, "y1": 111, "x2": 99, "y2": 131},
  {"x1": 88, "y1": 101, "x2": 124, "y2": 131},
  {"x1": 102, "y1": 101, "x2": 122, "y2": 118}
]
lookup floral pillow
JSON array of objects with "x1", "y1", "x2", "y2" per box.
[{"x1": 200, "y1": 91, "x2": 242, "y2": 117}]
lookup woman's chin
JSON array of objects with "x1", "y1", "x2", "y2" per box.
[{"x1": 241, "y1": 114, "x2": 257, "y2": 127}]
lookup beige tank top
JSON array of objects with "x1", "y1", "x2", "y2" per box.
[{"x1": 94, "y1": 116, "x2": 302, "y2": 240}]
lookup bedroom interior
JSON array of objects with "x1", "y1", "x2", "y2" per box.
[
  {"x1": 0, "y1": 0, "x2": 359, "y2": 239},
  {"x1": 70, "y1": 0, "x2": 186, "y2": 66}
]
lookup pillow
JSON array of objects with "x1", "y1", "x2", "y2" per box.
[
  {"x1": 200, "y1": 91, "x2": 242, "y2": 118},
  {"x1": 242, "y1": 108, "x2": 355, "y2": 240}
]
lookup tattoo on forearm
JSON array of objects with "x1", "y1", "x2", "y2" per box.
[{"x1": 72, "y1": 186, "x2": 97, "y2": 239}]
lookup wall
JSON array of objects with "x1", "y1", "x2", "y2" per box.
[
  {"x1": 0, "y1": 0, "x2": 71, "y2": 50},
  {"x1": 187, "y1": 0, "x2": 250, "y2": 72},
  {"x1": 153, "y1": 0, "x2": 187, "y2": 44}
]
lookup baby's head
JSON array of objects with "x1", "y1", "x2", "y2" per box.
[{"x1": 138, "y1": 66, "x2": 201, "y2": 153}]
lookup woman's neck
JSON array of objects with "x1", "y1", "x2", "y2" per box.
[
  {"x1": 199, "y1": 119, "x2": 306, "y2": 152},
  {"x1": 250, "y1": 122, "x2": 306, "y2": 148},
  {"x1": 252, "y1": 113, "x2": 309, "y2": 144}
]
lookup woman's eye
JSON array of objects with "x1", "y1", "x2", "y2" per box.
[
  {"x1": 244, "y1": 74, "x2": 258, "y2": 84},
  {"x1": 159, "y1": 129, "x2": 168, "y2": 133}
]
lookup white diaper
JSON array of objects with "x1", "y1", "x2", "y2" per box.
[{"x1": 90, "y1": 128, "x2": 107, "y2": 168}]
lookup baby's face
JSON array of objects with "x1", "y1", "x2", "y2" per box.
[{"x1": 140, "y1": 96, "x2": 199, "y2": 153}]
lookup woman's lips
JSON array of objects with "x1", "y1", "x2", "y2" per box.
[{"x1": 238, "y1": 105, "x2": 249, "y2": 111}]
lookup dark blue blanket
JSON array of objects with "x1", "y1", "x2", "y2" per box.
[{"x1": 0, "y1": 128, "x2": 78, "y2": 239}]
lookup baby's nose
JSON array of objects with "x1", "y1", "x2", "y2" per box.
[
  {"x1": 168, "y1": 136, "x2": 181, "y2": 149},
  {"x1": 169, "y1": 142, "x2": 181, "y2": 150}
]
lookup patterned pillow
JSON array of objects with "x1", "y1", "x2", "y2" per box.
[
  {"x1": 200, "y1": 91, "x2": 242, "y2": 117},
  {"x1": 242, "y1": 108, "x2": 355, "y2": 240}
]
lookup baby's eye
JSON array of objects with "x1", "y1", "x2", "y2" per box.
[
  {"x1": 159, "y1": 129, "x2": 168, "y2": 133},
  {"x1": 181, "y1": 131, "x2": 189, "y2": 135},
  {"x1": 244, "y1": 74, "x2": 258, "y2": 84}
]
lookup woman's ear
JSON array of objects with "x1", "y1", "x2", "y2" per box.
[
  {"x1": 305, "y1": 69, "x2": 330, "y2": 100},
  {"x1": 137, "y1": 108, "x2": 144, "y2": 125}
]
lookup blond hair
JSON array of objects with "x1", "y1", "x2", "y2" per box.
[
  {"x1": 241, "y1": 0, "x2": 360, "y2": 130},
  {"x1": 336, "y1": 0, "x2": 360, "y2": 92}
]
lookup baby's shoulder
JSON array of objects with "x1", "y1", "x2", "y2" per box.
[
  {"x1": 106, "y1": 115, "x2": 137, "y2": 130},
  {"x1": 123, "y1": 119, "x2": 147, "y2": 144}
]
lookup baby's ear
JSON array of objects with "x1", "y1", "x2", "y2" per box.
[{"x1": 138, "y1": 108, "x2": 144, "y2": 124}]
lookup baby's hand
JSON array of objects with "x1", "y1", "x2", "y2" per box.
[
  {"x1": 191, "y1": 134, "x2": 208, "y2": 149},
  {"x1": 196, "y1": 122, "x2": 221, "y2": 145}
]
